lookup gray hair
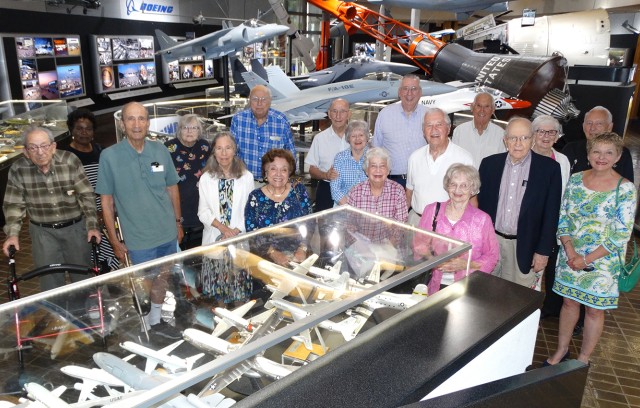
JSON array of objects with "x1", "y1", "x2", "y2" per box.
[
  {"x1": 423, "y1": 107, "x2": 451, "y2": 127},
  {"x1": 345, "y1": 120, "x2": 370, "y2": 143},
  {"x1": 177, "y1": 114, "x2": 203, "y2": 139},
  {"x1": 505, "y1": 116, "x2": 533, "y2": 136},
  {"x1": 402, "y1": 73, "x2": 421, "y2": 83},
  {"x1": 531, "y1": 115, "x2": 563, "y2": 136},
  {"x1": 442, "y1": 163, "x2": 481, "y2": 196},
  {"x1": 584, "y1": 106, "x2": 612, "y2": 124},
  {"x1": 22, "y1": 125, "x2": 54, "y2": 145},
  {"x1": 250, "y1": 84, "x2": 272, "y2": 99},
  {"x1": 203, "y1": 132, "x2": 247, "y2": 179},
  {"x1": 363, "y1": 147, "x2": 392, "y2": 173}
]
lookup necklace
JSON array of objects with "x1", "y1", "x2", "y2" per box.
[{"x1": 267, "y1": 184, "x2": 287, "y2": 198}]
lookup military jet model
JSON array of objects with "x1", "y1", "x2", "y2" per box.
[
  {"x1": 365, "y1": 0, "x2": 508, "y2": 19},
  {"x1": 240, "y1": 66, "x2": 457, "y2": 124},
  {"x1": 155, "y1": 19, "x2": 289, "y2": 61}
]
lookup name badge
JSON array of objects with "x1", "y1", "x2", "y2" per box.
[
  {"x1": 269, "y1": 136, "x2": 281, "y2": 141},
  {"x1": 152, "y1": 165, "x2": 164, "y2": 172}
]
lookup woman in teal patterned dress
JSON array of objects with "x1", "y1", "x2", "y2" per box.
[{"x1": 546, "y1": 133, "x2": 636, "y2": 366}]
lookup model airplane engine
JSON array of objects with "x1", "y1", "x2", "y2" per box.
[
  {"x1": 431, "y1": 43, "x2": 571, "y2": 119},
  {"x1": 218, "y1": 28, "x2": 249, "y2": 46}
]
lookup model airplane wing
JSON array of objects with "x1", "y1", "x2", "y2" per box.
[{"x1": 211, "y1": 299, "x2": 257, "y2": 338}]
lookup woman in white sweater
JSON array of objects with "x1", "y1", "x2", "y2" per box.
[{"x1": 197, "y1": 132, "x2": 254, "y2": 303}]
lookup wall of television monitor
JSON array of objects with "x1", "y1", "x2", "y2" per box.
[{"x1": 15, "y1": 35, "x2": 85, "y2": 100}]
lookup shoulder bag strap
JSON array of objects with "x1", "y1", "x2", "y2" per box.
[{"x1": 432, "y1": 202, "x2": 441, "y2": 232}]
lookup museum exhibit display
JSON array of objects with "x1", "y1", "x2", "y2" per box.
[
  {"x1": 0, "y1": 206, "x2": 483, "y2": 405},
  {"x1": 6, "y1": 34, "x2": 86, "y2": 101},
  {"x1": 89, "y1": 35, "x2": 157, "y2": 94}
]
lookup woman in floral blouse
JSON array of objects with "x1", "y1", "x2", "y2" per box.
[{"x1": 165, "y1": 114, "x2": 210, "y2": 249}]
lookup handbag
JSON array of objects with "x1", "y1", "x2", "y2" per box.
[{"x1": 613, "y1": 177, "x2": 640, "y2": 292}]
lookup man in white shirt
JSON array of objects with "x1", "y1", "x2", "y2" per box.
[
  {"x1": 305, "y1": 98, "x2": 351, "y2": 212},
  {"x1": 452, "y1": 92, "x2": 506, "y2": 169},
  {"x1": 406, "y1": 107, "x2": 473, "y2": 225}
]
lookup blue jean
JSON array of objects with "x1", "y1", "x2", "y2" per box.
[{"x1": 128, "y1": 239, "x2": 178, "y2": 265}]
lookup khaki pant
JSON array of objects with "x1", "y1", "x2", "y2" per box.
[{"x1": 494, "y1": 235, "x2": 542, "y2": 291}]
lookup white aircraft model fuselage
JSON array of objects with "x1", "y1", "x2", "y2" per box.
[
  {"x1": 419, "y1": 87, "x2": 531, "y2": 113},
  {"x1": 119, "y1": 340, "x2": 204, "y2": 374},
  {"x1": 60, "y1": 365, "x2": 130, "y2": 402}
]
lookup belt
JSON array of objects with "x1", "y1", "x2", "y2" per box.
[
  {"x1": 389, "y1": 174, "x2": 407, "y2": 179},
  {"x1": 30, "y1": 216, "x2": 83, "y2": 229},
  {"x1": 495, "y1": 230, "x2": 517, "y2": 240}
]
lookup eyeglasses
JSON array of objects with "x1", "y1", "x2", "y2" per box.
[
  {"x1": 250, "y1": 96, "x2": 270, "y2": 104},
  {"x1": 447, "y1": 182, "x2": 471, "y2": 192},
  {"x1": 26, "y1": 143, "x2": 53, "y2": 152},
  {"x1": 181, "y1": 126, "x2": 199, "y2": 132},
  {"x1": 535, "y1": 129, "x2": 559, "y2": 137},
  {"x1": 505, "y1": 135, "x2": 533, "y2": 144},
  {"x1": 400, "y1": 86, "x2": 420, "y2": 92}
]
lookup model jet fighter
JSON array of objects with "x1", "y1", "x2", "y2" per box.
[{"x1": 155, "y1": 20, "x2": 289, "y2": 61}]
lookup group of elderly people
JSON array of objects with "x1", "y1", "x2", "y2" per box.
[{"x1": 80, "y1": 80, "x2": 633, "y2": 366}]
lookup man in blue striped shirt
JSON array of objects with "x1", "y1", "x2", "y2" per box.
[{"x1": 230, "y1": 85, "x2": 296, "y2": 183}]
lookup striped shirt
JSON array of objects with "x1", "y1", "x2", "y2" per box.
[{"x1": 3, "y1": 150, "x2": 98, "y2": 236}]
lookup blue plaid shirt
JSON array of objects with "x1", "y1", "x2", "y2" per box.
[
  {"x1": 330, "y1": 146, "x2": 368, "y2": 205},
  {"x1": 230, "y1": 108, "x2": 296, "y2": 179}
]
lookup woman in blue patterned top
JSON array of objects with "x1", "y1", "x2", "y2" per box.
[
  {"x1": 245, "y1": 149, "x2": 313, "y2": 266},
  {"x1": 165, "y1": 114, "x2": 211, "y2": 249},
  {"x1": 330, "y1": 120, "x2": 370, "y2": 206},
  {"x1": 545, "y1": 133, "x2": 637, "y2": 366}
]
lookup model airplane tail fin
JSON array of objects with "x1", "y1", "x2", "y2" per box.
[
  {"x1": 362, "y1": 261, "x2": 380, "y2": 284},
  {"x1": 328, "y1": 272, "x2": 350, "y2": 298},
  {"x1": 186, "y1": 353, "x2": 206, "y2": 371},
  {"x1": 250, "y1": 59, "x2": 269, "y2": 81},
  {"x1": 265, "y1": 66, "x2": 300, "y2": 98},
  {"x1": 289, "y1": 254, "x2": 319, "y2": 275},
  {"x1": 155, "y1": 29, "x2": 177, "y2": 51}
]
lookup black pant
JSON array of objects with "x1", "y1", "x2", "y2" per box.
[
  {"x1": 541, "y1": 244, "x2": 563, "y2": 317},
  {"x1": 314, "y1": 180, "x2": 334, "y2": 212}
]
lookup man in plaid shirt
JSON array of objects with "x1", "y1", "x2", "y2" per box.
[
  {"x1": 230, "y1": 85, "x2": 296, "y2": 183},
  {"x1": 2, "y1": 126, "x2": 100, "y2": 291}
]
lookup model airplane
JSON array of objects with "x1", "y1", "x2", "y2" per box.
[
  {"x1": 60, "y1": 364, "x2": 130, "y2": 402},
  {"x1": 119, "y1": 340, "x2": 205, "y2": 374},
  {"x1": 93, "y1": 352, "x2": 236, "y2": 408},
  {"x1": 419, "y1": 85, "x2": 531, "y2": 113},
  {"x1": 183, "y1": 328, "x2": 297, "y2": 380},
  {"x1": 240, "y1": 67, "x2": 457, "y2": 123},
  {"x1": 269, "y1": 299, "x2": 366, "y2": 344},
  {"x1": 155, "y1": 20, "x2": 289, "y2": 61}
]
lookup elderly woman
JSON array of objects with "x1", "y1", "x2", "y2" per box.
[
  {"x1": 545, "y1": 133, "x2": 636, "y2": 366},
  {"x1": 532, "y1": 115, "x2": 571, "y2": 316},
  {"x1": 347, "y1": 147, "x2": 408, "y2": 223},
  {"x1": 414, "y1": 163, "x2": 499, "y2": 295},
  {"x1": 63, "y1": 108, "x2": 118, "y2": 271},
  {"x1": 245, "y1": 149, "x2": 313, "y2": 266},
  {"x1": 198, "y1": 132, "x2": 254, "y2": 303},
  {"x1": 164, "y1": 114, "x2": 210, "y2": 249},
  {"x1": 330, "y1": 120, "x2": 369, "y2": 206}
]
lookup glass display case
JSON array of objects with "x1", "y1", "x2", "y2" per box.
[
  {"x1": 0, "y1": 99, "x2": 68, "y2": 168},
  {"x1": 0, "y1": 206, "x2": 471, "y2": 407}
]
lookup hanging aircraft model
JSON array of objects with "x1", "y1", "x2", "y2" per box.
[
  {"x1": 154, "y1": 20, "x2": 289, "y2": 61},
  {"x1": 364, "y1": 0, "x2": 508, "y2": 19}
]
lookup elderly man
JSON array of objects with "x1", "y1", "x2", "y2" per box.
[
  {"x1": 2, "y1": 126, "x2": 100, "y2": 291},
  {"x1": 406, "y1": 107, "x2": 473, "y2": 225},
  {"x1": 305, "y1": 98, "x2": 351, "y2": 212},
  {"x1": 562, "y1": 106, "x2": 634, "y2": 181},
  {"x1": 452, "y1": 92, "x2": 506, "y2": 169},
  {"x1": 478, "y1": 117, "x2": 562, "y2": 289},
  {"x1": 96, "y1": 101, "x2": 183, "y2": 339},
  {"x1": 231, "y1": 84, "x2": 296, "y2": 182},
  {"x1": 373, "y1": 74, "x2": 427, "y2": 188}
]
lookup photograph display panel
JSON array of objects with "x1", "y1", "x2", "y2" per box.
[
  {"x1": 13, "y1": 34, "x2": 85, "y2": 100},
  {"x1": 92, "y1": 35, "x2": 157, "y2": 94}
]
